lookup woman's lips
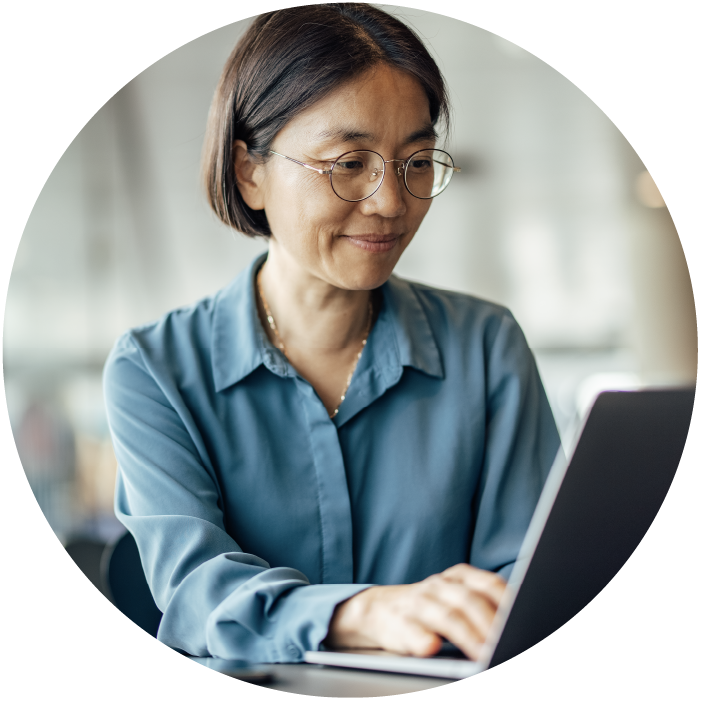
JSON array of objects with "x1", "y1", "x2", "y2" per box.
[{"x1": 342, "y1": 234, "x2": 401, "y2": 253}]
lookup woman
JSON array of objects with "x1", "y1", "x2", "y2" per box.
[{"x1": 104, "y1": 4, "x2": 560, "y2": 664}]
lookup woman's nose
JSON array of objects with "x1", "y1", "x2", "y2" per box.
[{"x1": 360, "y1": 165, "x2": 407, "y2": 218}]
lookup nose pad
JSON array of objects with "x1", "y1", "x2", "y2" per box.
[{"x1": 364, "y1": 162, "x2": 406, "y2": 216}]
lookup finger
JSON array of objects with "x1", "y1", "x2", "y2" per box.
[
  {"x1": 422, "y1": 576, "x2": 497, "y2": 634},
  {"x1": 425, "y1": 579, "x2": 498, "y2": 640},
  {"x1": 441, "y1": 562, "x2": 506, "y2": 590},
  {"x1": 408, "y1": 591, "x2": 486, "y2": 660},
  {"x1": 441, "y1": 564, "x2": 507, "y2": 607},
  {"x1": 377, "y1": 619, "x2": 443, "y2": 658}
]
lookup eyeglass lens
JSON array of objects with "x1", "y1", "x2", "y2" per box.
[{"x1": 330, "y1": 149, "x2": 455, "y2": 202}]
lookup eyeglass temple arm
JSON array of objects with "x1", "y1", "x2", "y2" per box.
[
  {"x1": 269, "y1": 150, "x2": 333, "y2": 175},
  {"x1": 432, "y1": 158, "x2": 461, "y2": 172}
]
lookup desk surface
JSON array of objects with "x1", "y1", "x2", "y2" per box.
[{"x1": 190, "y1": 657, "x2": 453, "y2": 697}]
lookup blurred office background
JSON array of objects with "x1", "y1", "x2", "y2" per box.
[{"x1": 3, "y1": 7, "x2": 696, "y2": 564}]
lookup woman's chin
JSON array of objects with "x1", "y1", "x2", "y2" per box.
[
  {"x1": 331, "y1": 245, "x2": 407, "y2": 290},
  {"x1": 332, "y1": 266, "x2": 398, "y2": 291}
]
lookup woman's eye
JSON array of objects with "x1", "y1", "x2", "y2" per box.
[
  {"x1": 410, "y1": 159, "x2": 432, "y2": 170},
  {"x1": 336, "y1": 159, "x2": 365, "y2": 171}
]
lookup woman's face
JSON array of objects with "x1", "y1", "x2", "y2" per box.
[{"x1": 237, "y1": 64, "x2": 436, "y2": 291}]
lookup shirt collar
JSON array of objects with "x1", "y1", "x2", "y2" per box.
[
  {"x1": 211, "y1": 253, "x2": 279, "y2": 392},
  {"x1": 380, "y1": 274, "x2": 443, "y2": 379},
  {"x1": 211, "y1": 253, "x2": 443, "y2": 393}
]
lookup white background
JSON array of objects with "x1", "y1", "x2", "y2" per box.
[{"x1": 1, "y1": 1, "x2": 698, "y2": 699}]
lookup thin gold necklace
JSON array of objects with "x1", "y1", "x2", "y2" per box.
[{"x1": 256, "y1": 268, "x2": 373, "y2": 418}]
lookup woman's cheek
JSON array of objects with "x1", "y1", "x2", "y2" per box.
[
  {"x1": 407, "y1": 197, "x2": 432, "y2": 233},
  {"x1": 266, "y1": 172, "x2": 332, "y2": 233}
]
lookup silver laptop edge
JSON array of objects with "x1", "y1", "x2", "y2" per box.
[
  {"x1": 478, "y1": 401, "x2": 591, "y2": 668},
  {"x1": 479, "y1": 395, "x2": 598, "y2": 669},
  {"x1": 304, "y1": 649, "x2": 481, "y2": 679}
]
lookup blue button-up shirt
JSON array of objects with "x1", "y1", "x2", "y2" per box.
[{"x1": 103, "y1": 253, "x2": 560, "y2": 663}]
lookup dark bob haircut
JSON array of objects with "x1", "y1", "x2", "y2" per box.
[{"x1": 202, "y1": 3, "x2": 450, "y2": 238}]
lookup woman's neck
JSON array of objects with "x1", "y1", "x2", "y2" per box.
[{"x1": 258, "y1": 241, "x2": 373, "y2": 353}]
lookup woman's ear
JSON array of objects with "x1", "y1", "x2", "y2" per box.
[{"x1": 233, "y1": 140, "x2": 266, "y2": 210}]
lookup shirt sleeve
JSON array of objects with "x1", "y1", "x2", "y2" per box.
[
  {"x1": 103, "y1": 334, "x2": 370, "y2": 662},
  {"x1": 468, "y1": 310, "x2": 561, "y2": 581}
]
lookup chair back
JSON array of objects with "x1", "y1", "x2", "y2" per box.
[
  {"x1": 65, "y1": 538, "x2": 107, "y2": 596},
  {"x1": 101, "y1": 530, "x2": 162, "y2": 638}
]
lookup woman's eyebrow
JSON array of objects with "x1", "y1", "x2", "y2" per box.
[
  {"x1": 404, "y1": 124, "x2": 438, "y2": 144},
  {"x1": 313, "y1": 123, "x2": 437, "y2": 146},
  {"x1": 315, "y1": 128, "x2": 374, "y2": 144}
]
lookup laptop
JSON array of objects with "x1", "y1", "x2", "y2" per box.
[{"x1": 305, "y1": 387, "x2": 695, "y2": 679}]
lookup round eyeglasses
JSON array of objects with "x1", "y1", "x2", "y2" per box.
[{"x1": 269, "y1": 149, "x2": 461, "y2": 202}]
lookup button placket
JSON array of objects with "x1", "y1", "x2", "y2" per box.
[{"x1": 296, "y1": 378, "x2": 355, "y2": 584}]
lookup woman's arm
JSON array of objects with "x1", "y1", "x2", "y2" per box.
[
  {"x1": 471, "y1": 308, "x2": 560, "y2": 579},
  {"x1": 104, "y1": 333, "x2": 370, "y2": 662}
]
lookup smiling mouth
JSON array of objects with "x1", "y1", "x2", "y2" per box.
[{"x1": 342, "y1": 233, "x2": 402, "y2": 253}]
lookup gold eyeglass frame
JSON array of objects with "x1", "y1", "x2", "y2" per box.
[{"x1": 268, "y1": 148, "x2": 461, "y2": 202}]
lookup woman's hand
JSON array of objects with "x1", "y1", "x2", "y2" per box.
[{"x1": 324, "y1": 564, "x2": 507, "y2": 660}]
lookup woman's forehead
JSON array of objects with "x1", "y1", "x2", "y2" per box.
[{"x1": 276, "y1": 66, "x2": 433, "y2": 149}]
